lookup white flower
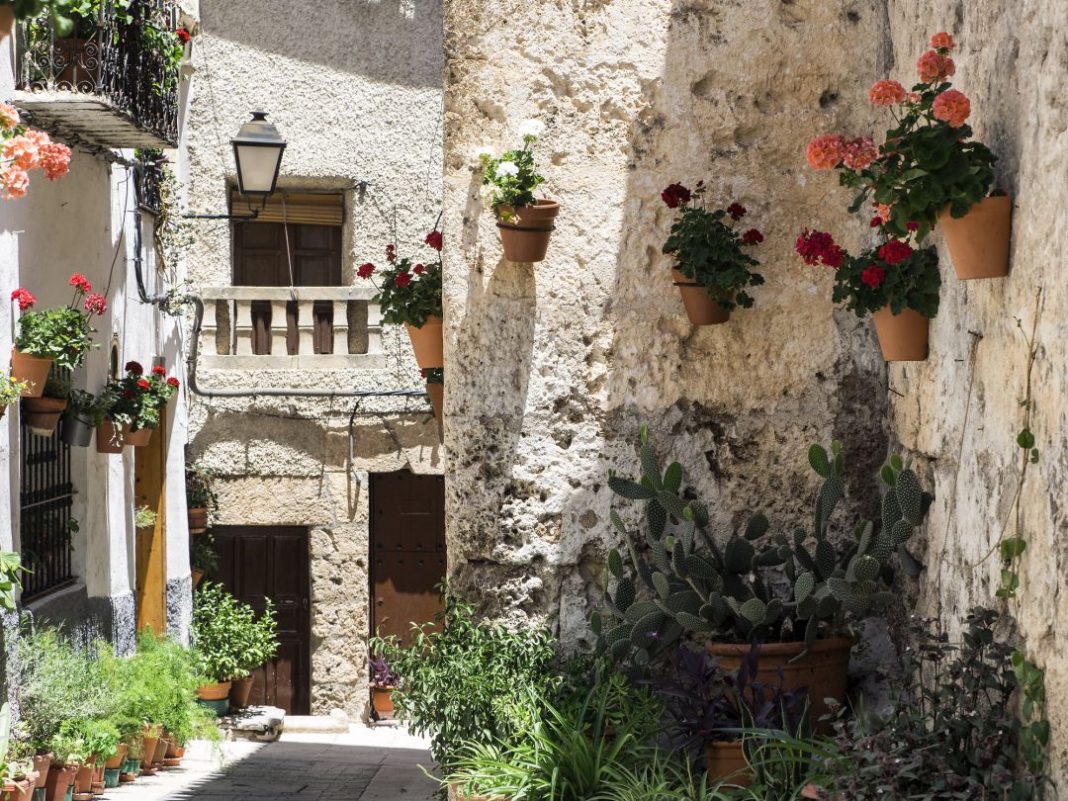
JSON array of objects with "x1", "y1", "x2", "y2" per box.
[
  {"x1": 517, "y1": 119, "x2": 545, "y2": 139},
  {"x1": 473, "y1": 145, "x2": 495, "y2": 162},
  {"x1": 496, "y1": 161, "x2": 519, "y2": 177}
]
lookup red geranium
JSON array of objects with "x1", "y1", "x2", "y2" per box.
[
  {"x1": 395, "y1": 272, "x2": 412, "y2": 289},
  {"x1": 137, "y1": 378, "x2": 150, "y2": 390},
  {"x1": 795, "y1": 229, "x2": 844, "y2": 268},
  {"x1": 152, "y1": 365, "x2": 166, "y2": 377},
  {"x1": 660, "y1": 183, "x2": 691, "y2": 209},
  {"x1": 877, "y1": 240, "x2": 912, "y2": 266},
  {"x1": 726, "y1": 203, "x2": 747, "y2": 220},
  {"x1": 167, "y1": 377, "x2": 180, "y2": 388},
  {"x1": 741, "y1": 228, "x2": 763, "y2": 245},
  {"x1": 861, "y1": 265, "x2": 886, "y2": 288},
  {"x1": 125, "y1": 361, "x2": 143, "y2": 375},
  {"x1": 413, "y1": 264, "x2": 425, "y2": 275},
  {"x1": 176, "y1": 27, "x2": 191, "y2": 43},
  {"x1": 425, "y1": 230, "x2": 443, "y2": 251},
  {"x1": 84, "y1": 293, "x2": 107, "y2": 316},
  {"x1": 357, "y1": 262, "x2": 375, "y2": 279},
  {"x1": 11, "y1": 288, "x2": 35, "y2": 311},
  {"x1": 68, "y1": 273, "x2": 92, "y2": 293},
  {"x1": 385, "y1": 244, "x2": 396, "y2": 263}
]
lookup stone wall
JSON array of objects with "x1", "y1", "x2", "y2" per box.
[{"x1": 881, "y1": 0, "x2": 1068, "y2": 783}]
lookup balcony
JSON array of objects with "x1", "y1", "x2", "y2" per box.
[
  {"x1": 198, "y1": 286, "x2": 384, "y2": 371},
  {"x1": 13, "y1": 0, "x2": 181, "y2": 148}
]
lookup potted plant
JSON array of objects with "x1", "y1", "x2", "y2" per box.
[
  {"x1": 661, "y1": 185, "x2": 765, "y2": 325},
  {"x1": 368, "y1": 655, "x2": 401, "y2": 721},
  {"x1": 22, "y1": 370, "x2": 70, "y2": 437},
  {"x1": 0, "y1": 374, "x2": 27, "y2": 420},
  {"x1": 111, "y1": 361, "x2": 179, "y2": 447},
  {"x1": 189, "y1": 532, "x2": 218, "y2": 589},
  {"x1": 59, "y1": 389, "x2": 101, "y2": 447},
  {"x1": 795, "y1": 229, "x2": 939, "y2": 361},
  {"x1": 94, "y1": 384, "x2": 126, "y2": 454},
  {"x1": 43, "y1": 735, "x2": 83, "y2": 801},
  {"x1": 806, "y1": 32, "x2": 1006, "y2": 279},
  {"x1": 478, "y1": 119, "x2": 559, "y2": 262},
  {"x1": 358, "y1": 232, "x2": 444, "y2": 369},
  {"x1": 596, "y1": 429, "x2": 930, "y2": 725},
  {"x1": 228, "y1": 598, "x2": 278, "y2": 711},
  {"x1": 185, "y1": 462, "x2": 218, "y2": 535},
  {"x1": 423, "y1": 368, "x2": 443, "y2": 432},
  {"x1": 0, "y1": 101, "x2": 71, "y2": 201},
  {"x1": 9, "y1": 275, "x2": 101, "y2": 397}
]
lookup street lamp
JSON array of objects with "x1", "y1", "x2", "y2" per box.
[{"x1": 232, "y1": 111, "x2": 287, "y2": 201}]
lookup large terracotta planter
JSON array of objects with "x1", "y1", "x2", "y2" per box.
[
  {"x1": 23, "y1": 396, "x2": 68, "y2": 436},
  {"x1": 73, "y1": 764, "x2": 93, "y2": 795},
  {"x1": 706, "y1": 637, "x2": 852, "y2": 729},
  {"x1": 871, "y1": 307, "x2": 929, "y2": 362},
  {"x1": 60, "y1": 414, "x2": 94, "y2": 447},
  {"x1": 405, "y1": 316, "x2": 444, "y2": 369},
  {"x1": 188, "y1": 507, "x2": 209, "y2": 534},
  {"x1": 229, "y1": 675, "x2": 254, "y2": 710},
  {"x1": 95, "y1": 420, "x2": 125, "y2": 454},
  {"x1": 123, "y1": 425, "x2": 153, "y2": 447},
  {"x1": 10, "y1": 349, "x2": 53, "y2": 398},
  {"x1": 32, "y1": 754, "x2": 52, "y2": 794},
  {"x1": 152, "y1": 736, "x2": 168, "y2": 766},
  {"x1": 43, "y1": 764, "x2": 77, "y2": 801},
  {"x1": 426, "y1": 381, "x2": 443, "y2": 431},
  {"x1": 940, "y1": 195, "x2": 1012, "y2": 280},
  {"x1": 140, "y1": 733, "x2": 160, "y2": 772},
  {"x1": 371, "y1": 686, "x2": 395, "y2": 719},
  {"x1": 197, "y1": 680, "x2": 232, "y2": 701},
  {"x1": 671, "y1": 269, "x2": 730, "y2": 325},
  {"x1": 103, "y1": 744, "x2": 127, "y2": 771},
  {"x1": 707, "y1": 740, "x2": 750, "y2": 785},
  {"x1": 12, "y1": 774, "x2": 36, "y2": 801},
  {"x1": 0, "y1": 6, "x2": 14, "y2": 44},
  {"x1": 496, "y1": 200, "x2": 560, "y2": 263}
]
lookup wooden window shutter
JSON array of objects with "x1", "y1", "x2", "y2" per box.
[{"x1": 231, "y1": 190, "x2": 344, "y2": 226}]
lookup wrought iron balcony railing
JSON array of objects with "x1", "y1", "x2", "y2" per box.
[{"x1": 14, "y1": 0, "x2": 181, "y2": 148}]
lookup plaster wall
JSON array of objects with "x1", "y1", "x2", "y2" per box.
[
  {"x1": 879, "y1": 1, "x2": 1068, "y2": 784},
  {"x1": 440, "y1": 0, "x2": 892, "y2": 643},
  {"x1": 185, "y1": 0, "x2": 444, "y2": 717}
]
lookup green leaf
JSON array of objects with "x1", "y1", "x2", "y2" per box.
[
  {"x1": 1017, "y1": 429, "x2": 1036, "y2": 450},
  {"x1": 1000, "y1": 537, "x2": 1027, "y2": 561},
  {"x1": 608, "y1": 476, "x2": 656, "y2": 500},
  {"x1": 744, "y1": 513, "x2": 769, "y2": 541},
  {"x1": 808, "y1": 444, "x2": 830, "y2": 478},
  {"x1": 607, "y1": 549, "x2": 624, "y2": 579},
  {"x1": 663, "y1": 462, "x2": 683, "y2": 493}
]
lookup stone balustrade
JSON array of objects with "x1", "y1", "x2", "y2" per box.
[{"x1": 198, "y1": 286, "x2": 383, "y2": 370}]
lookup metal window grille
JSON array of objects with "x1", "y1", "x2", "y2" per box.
[{"x1": 19, "y1": 416, "x2": 75, "y2": 600}]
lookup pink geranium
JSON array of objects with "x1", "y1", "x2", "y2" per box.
[
  {"x1": 929, "y1": 32, "x2": 955, "y2": 51},
  {"x1": 932, "y1": 90, "x2": 971, "y2": 128},
  {"x1": 0, "y1": 165, "x2": 29, "y2": 200},
  {"x1": 805, "y1": 134, "x2": 846, "y2": 170},
  {"x1": 917, "y1": 50, "x2": 955, "y2": 82},
  {"x1": 842, "y1": 137, "x2": 878, "y2": 170},
  {"x1": 869, "y1": 80, "x2": 906, "y2": 107},
  {"x1": 38, "y1": 142, "x2": 71, "y2": 181},
  {"x1": 0, "y1": 103, "x2": 19, "y2": 131},
  {"x1": 3, "y1": 135, "x2": 40, "y2": 171}
]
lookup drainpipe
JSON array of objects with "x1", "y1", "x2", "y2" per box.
[{"x1": 130, "y1": 163, "x2": 170, "y2": 306}]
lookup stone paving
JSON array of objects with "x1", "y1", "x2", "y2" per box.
[{"x1": 99, "y1": 727, "x2": 438, "y2": 801}]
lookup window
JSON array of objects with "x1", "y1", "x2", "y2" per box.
[
  {"x1": 232, "y1": 190, "x2": 344, "y2": 356},
  {"x1": 19, "y1": 419, "x2": 75, "y2": 599}
]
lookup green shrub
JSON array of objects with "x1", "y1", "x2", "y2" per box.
[
  {"x1": 192, "y1": 582, "x2": 278, "y2": 681},
  {"x1": 371, "y1": 593, "x2": 557, "y2": 773}
]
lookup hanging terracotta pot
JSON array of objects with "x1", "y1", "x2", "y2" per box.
[
  {"x1": 96, "y1": 420, "x2": 124, "y2": 453},
  {"x1": 60, "y1": 413, "x2": 94, "y2": 447},
  {"x1": 188, "y1": 507, "x2": 209, "y2": 534},
  {"x1": 10, "y1": 349, "x2": 53, "y2": 398},
  {"x1": 671, "y1": 270, "x2": 730, "y2": 325},
  {"x1": 405, "y1": 316, "x2": 444, "y2": 369},
  {"x1": 706, "y1": 637, "x2": 853, "y2": 731},
  {"x1": 426, "y1": 381, "x2": 443, "y2": 431},
  {"x1": 123, "y1": 424, "x2": 153, "y2": 447},
  {"x1": 229, "y1": 675, "x2": 254, "y2": 710},
  {"x1": 940, "y1": 195, "x2": 1012, "y2": 280},
  {"x1": 23, "y1": 396, "x2": 68, "y2": 436},
  {"x1": 0, "y1": 6, "x2": 15, "y2": 45},
  {"x1": 706, "y1": 740, "x2": 750, "y2": 785},
  {"x1": 496, "y1": 200, "x2": 560, "y2": 262},
  {"x1": 871, "y1": 307, "x2": 929, "y2": 362}
]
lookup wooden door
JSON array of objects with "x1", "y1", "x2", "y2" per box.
[
  {"x1": 370, "y1": 472, "x2": 446, "y2": 645},
  {"x1": 134, "y1": 427, "x2": 166, "y2": 634},
  {"x1": 213, "y1": 526, "x2": 311, "y2": 714}
]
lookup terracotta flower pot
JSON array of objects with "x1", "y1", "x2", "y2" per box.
[
  {"x1": 371, "y1": 686, "x2": 395, "y2": 718},
  {"x1": 12, "y1": 774, "x2": 36, "y2": 801},
  {"x1": 32, "y1": 754, "x2": 52, "y2": 793},
  {"x1": 43, "y1": 764, "x2": 77, "y2": 801},
  {"x1": 152, "y1": 736, "x2": 168, "y2": 766},
  {"x1": 95, "y1": 420, "x2": 125, "y2": 453},
  {"x1": 871, "y1": 307, "x2": 929, "y2": 362},
  {"x1": 60, "y1": 414, "x2": 94, "y2": 447},
  {"x1": 0, "y1": 6, "x2": 14, "y2": 44},
  {"x1": 197, "y1": 680, "x2": 232, "y2": 701},
  {"x1": 23, "y1": 396, "x2": 68, "y2": 436},
  {"x1": 191, "y1": 568, "x2": 205, "y2": 588},
  {"x1": 103, "y1": 744, "x2": 127, "y2": 770},
  {"x1": 426, "y1": 381, "x2": 443, "y2": 430},
  {"x1": 706, "y1": 637, "x2": 852, "y2": 730},
  {"x1": 671, "y1": 269, "x2": 731, "y2": 325},
  {"x1": 229, "y1": 675, "x2": 254, "y2": 709},
  {"x1": 123, "y1": 425, "x2": 153, "y2": 447},
  {"x1": 706, "y1": 740, "x2": 750, "y2": 785},
  {"x1": 164, "y1": 738, "x2": 182, "y2": 759},
  {"x1": 73, "y1": 764, "x2": 93, "y2": 795},
  {"x1": 187, "y1": 507, "x2": 209, "y2": 534},
  {"x1": 10, "y1": 349, "x2": 53, "y2": 398},
  {"x1": 140, "y1": 733, "x2": 159, "y2": 772},
  {"x1": 940, "y1": 195, "x2": 1012, "y2": 280},
  {"x1": 405, "y1": 316, "x2": 444, "y2": 369},
  {"x1": 496, "y1": 200, "x2": 560, "y2": 262}
]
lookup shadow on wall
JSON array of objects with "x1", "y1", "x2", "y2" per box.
[{"x1": 200, "y1": 0, "x2": 443, "y2": 88}]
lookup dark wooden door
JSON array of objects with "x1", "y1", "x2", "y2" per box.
[
  {"x1": 213, "y1": 526, "x2": 311, "y2": 714},
  {"x1": 370, "y1": 472, "x2": 446, "y2": 645}
]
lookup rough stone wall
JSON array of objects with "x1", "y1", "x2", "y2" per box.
[
  {"x1": 440, "y1": 0, "x2": 893, "y2": 644},
  {"x1": 187, "y1": 0, "x2": 445, "y2": 720},
  {"x1": 880, "y1": 1, "x2": 1068, "y2": 784}
]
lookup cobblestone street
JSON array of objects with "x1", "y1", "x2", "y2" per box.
[{"x1": 102, "y1": 728, "x2": 437, "y2": 801}]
